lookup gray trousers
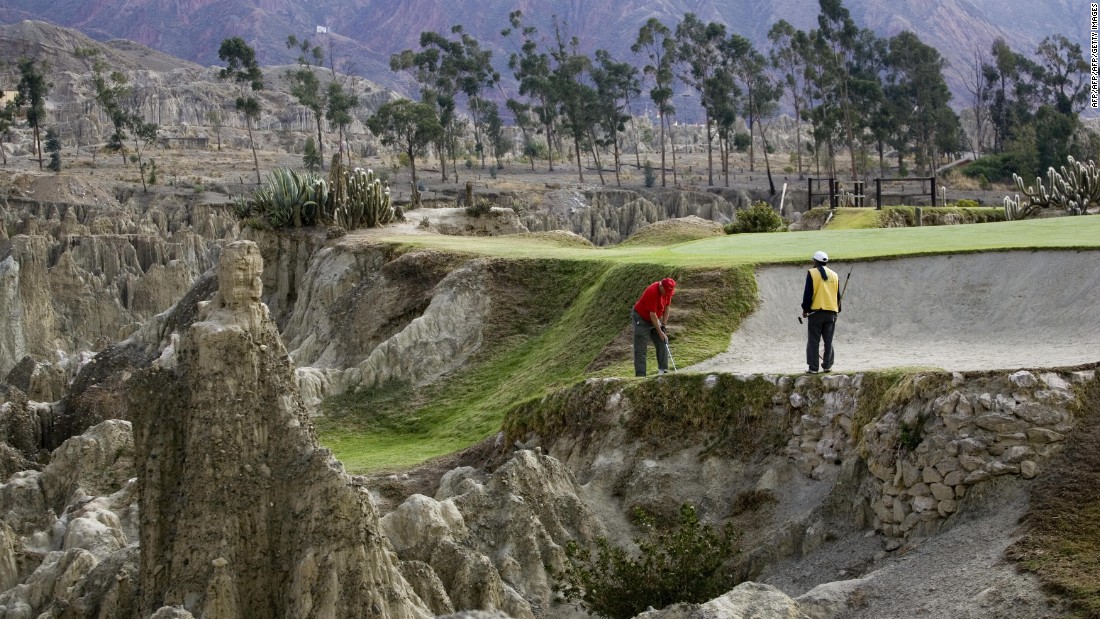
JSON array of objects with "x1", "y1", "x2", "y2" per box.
[
  {"x1": 806, "y1": 310, "x2": 836, "y2": 371},
  {"x1": 632, "y1": 310, "x2": 668, "y2": 376}
]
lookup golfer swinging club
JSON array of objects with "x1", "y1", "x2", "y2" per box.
[
  {"x1": 632, "y1": 277, "x2": 676, "y2": 376},
  {"x1": 801, "y1": 251, "x2": 840, "y2": 374}
]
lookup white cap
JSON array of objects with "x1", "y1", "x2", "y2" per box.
[{"x1": 813, "y1": 250, "x2": 829, "y2": 263}]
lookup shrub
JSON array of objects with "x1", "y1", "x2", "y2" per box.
[
  {"x1": 725, "y1": 201, "x2": 784, "y2": 234},
  {"x1": 733, "y1": 132, "x2": 751, "y2": 153},
  {"x1": 45, "y1": 127, "x2": 61, "y2": 172},
  {"x1": 963, "y1": 153, "x2": 1033, "y2": 184},
  {"x1": 643, "y1": 160, "x2": 656, "y2": 188},
  {"x1": 303, "y1": 136, "x2": 321, "y2": 171},
  {"x1": 953, "y1": 199, "x2": 979, "y2": 208},
  {"x1": 556, "y1": 504, "x2": 739, "y2": 619},
  {"x1": 465, "y1": 198, "x2": 493, "y2": 217}
]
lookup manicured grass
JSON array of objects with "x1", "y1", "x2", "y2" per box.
[
  {"x1": 380, "y1": 215, "x2": 1100, "y2": 267},
  {"x1": 822, "y1": 208, "x2": 882, "y2": 229},
  {"x1": 322, "y1": 216, "x2": 1100, "y2": 472},
  {"x1": 318, "y1": 258, "x2": 757, "y2": 471}
]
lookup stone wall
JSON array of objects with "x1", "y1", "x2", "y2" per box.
[{"x1": 507, "y1": 367, "x2": 1096, "y2": 543}]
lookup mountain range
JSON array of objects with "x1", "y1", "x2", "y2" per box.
[{"x1": 0, "y1": 0, "x2": 1089, "y2": 110}]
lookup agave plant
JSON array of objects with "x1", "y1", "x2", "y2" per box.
[{"x1": 237, "y1": 168, "x2": 332, "y2": 229}]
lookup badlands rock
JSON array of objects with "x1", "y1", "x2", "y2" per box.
[{"x1": 127, "y1": 241, "x2": 430, "y2": 618}]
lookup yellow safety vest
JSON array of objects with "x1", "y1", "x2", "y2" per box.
[{"x1": 809, "y1": 266, "x2": 840, "y2": 312}]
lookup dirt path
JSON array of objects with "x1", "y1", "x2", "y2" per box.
[{"x1": 689, "y1": 250, "x2": 1100, "y2": 375}]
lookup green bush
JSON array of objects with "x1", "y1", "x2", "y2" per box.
[
  {"x1": 556, "y1": 504, "x2": 739, "y2": 619},
  {"x1": 733, "y1": 132, "x2": 751, "y2": 153},
  {"x1": 725, "y1": 201, "x2": 784, "y2": 234},
  {"x1": 643, "y1": 160, "x2": 656, "y2": 188},
  {"x1": 303, "y1": 136, "x2": 322, "y2": 171},
  {"x1": 962, "y1": 153, "x2": 1033, "y2": 184},
  {"x1": 45, "y1": 127, "x2": 61, "y2": 172},
  {"x1": 953, "y1": 199, "x2": 979, "y2": 208}
]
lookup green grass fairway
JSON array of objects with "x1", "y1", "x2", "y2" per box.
[
  {"x1": 382, "y1": 215, "x2": 1100, "y2": 266},
  {"x1": 322, "y1": 216, "x2": 1100, "y2": 472}
]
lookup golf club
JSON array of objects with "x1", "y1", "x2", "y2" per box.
[{"x1": 666, "y1": 340, "x2": 678, "y2": 372}]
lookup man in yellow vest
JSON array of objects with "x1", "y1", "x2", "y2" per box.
[{"x1": 801, "y1": 250, "x2": 840, "y2": 374}]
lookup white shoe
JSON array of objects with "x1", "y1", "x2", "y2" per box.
[{"x1": 658, "y1": 369, "x2": 667, "y2": 375}]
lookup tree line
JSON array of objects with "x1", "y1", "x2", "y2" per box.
[
  {"x1": 382, "y1": 0, "x2": 1093, "y2": 192},
  {"x1": 0, "y1": 0, "x2": 1093, "y2": 198}
]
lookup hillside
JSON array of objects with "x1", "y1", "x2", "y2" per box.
[{"x1": 0, "y1": 0, "x2": 1086, "y2": 112}]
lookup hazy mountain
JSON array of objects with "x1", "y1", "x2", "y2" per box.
[{"x1": 0, "y1": 0, "x2": 1088, "y2": 110}]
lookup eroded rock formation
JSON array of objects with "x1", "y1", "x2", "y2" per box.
[
  {"x1": 128, "y1": 241, "x2": 431, "y2": 618},
  {"x1": 0, "y1": 184, "x2": 237, "y2": 377}
]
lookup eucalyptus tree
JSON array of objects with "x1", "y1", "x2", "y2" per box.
[
  {"x1": 479, "y1": 98, "x2": 509, "y2": 169},
  {"x1": 746, "y1": 64, "x2": 782, "y2": 194},
  {"x1": 728, "y1": 36, "x2": 769, "y2": 172},
  {"x1": 127, "y1": 116, "x2": 158, "y2": 192},
  {"x1": 80, "y1": 48, "x2": 131, "y2": 165},
  {"x1": 367, "y1": 99, "x2": 444, "y2": 205},
  {"x1": 886, "y1": 31, "x2": 959, "y2": 175},
  {"x1": 92, "y1": 66, "x2": 137, "y2": 165},
  {"x1": 706, "y1": 69, "x2": 738, "y2": 185},
  {"x1": 813, "y1": 0, "x2": 861, "y2": 180},
  {"x1": 325, "y1": 80, "x2": 358, "y2": 166},
  {"x1": 217, "y1": 37, "x2": 264, "y2": 185},
  {"x1": 503, "y1": 10, "x2": 559, "y2": 172},
  {"x1": 451, "y1": 26, "x2": 500, "y2": 169},
  {"x1": 15, "y1": 56, "x2": 50, "y2": 170},
  {"x1": 1032, "y1": 35, "x2": 1090, "y2": 172},
  {"x1": 590, "y1": 49, "x2": 641, "y2": 187},
  {"x1": 391, "y1": 36, "x2": 458, "y2": 180},
  {"x1": 632, "y1": 17, "x2": 678, "y2": 187},
  {"x1": 393, "y1": 26, "x2": 496, "y2": 178},
  {"x1": 1034, "y1": 34, "x2": 1088, "y2": 114},
  {"x1": 674, "y1": 13, "x2": 727, "y2": 185},
  {"x1": 549, "y1": 17, "x2": 595, "y2": 183},
  {"x1": 506, "y1": 98, "x2": 538, "y2": 170},
  {"x1": 767, "y1": 20, "x2": 812, "y2": 178},
  {"x1": 286, "y1": 35, "x2": 328, "y2": 169},
  {"x1": 983, "y1": 38, "x2": 1043, "y2": 156}
]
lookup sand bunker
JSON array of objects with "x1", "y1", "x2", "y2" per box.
[{"x1": 689, "y1": 250, "x2": 1100, "y2": 374}]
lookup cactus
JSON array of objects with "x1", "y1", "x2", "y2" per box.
[
  {"x1": 336, "y1": 167, "x2": 393, "y2": 230},
  {"x1": 1003, "y1": 194, "x2": 1032, "y2": 222},
  {"x1": 1009, "y1": 157, "x2": 1099, "y2": 219},
  {"x1": 326, "y1": 154, "x2": 347, "y2": 224},
  {"x1": 1050, "y1": 157, "x2": 1100, "y2": 216}
]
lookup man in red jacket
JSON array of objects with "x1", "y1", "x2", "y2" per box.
[{"x1": 632, "y1": 277, "x2": 676, "y2": 376}]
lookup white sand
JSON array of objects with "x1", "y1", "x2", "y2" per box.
[{"x1": 689, "y1": 249, "x2": 1100, "y2": 374}]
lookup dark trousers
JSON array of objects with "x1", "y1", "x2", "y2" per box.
[
  {"x1": 632, "y1": 310, "x2": 667, "y2": 376},
  {"x1": 806, "y1": 310, "x2": 836, "y2": 371}
]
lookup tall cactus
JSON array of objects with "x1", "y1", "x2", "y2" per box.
[
  {"x1": 1051, "y1": 157, "x2": 1100, "y2": 215},
  {"x1": 331, "y1": 167, "x2": 393, "y2": 230},
  {"x1": 1010, "y1": 157, "x2": 1099, "y2": 218},
  {"x1": 327, "y1": 154, "x2": 347, "y2": 224}
]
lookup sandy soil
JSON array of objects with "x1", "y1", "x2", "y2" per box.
[{"x1": 689, "y1": 250, "x2": 1100, "y2": 375}]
